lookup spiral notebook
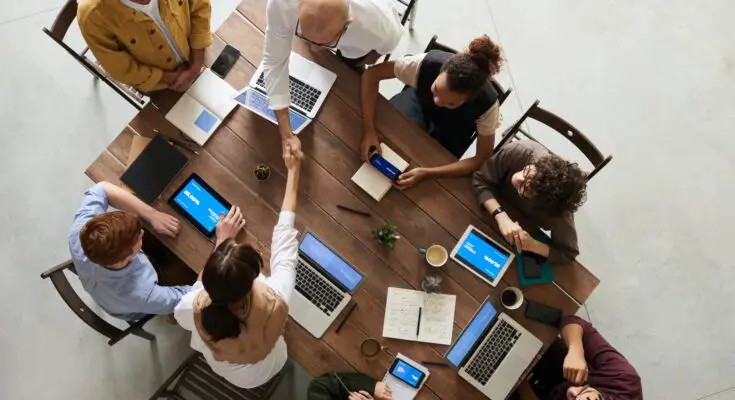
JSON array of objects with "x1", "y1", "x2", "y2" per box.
[{"x1": 382, "y1": 287, "x2": 456, "y2": 345}]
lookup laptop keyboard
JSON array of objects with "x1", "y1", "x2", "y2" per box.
[
  {"x1": 465, "y1": 319, "x2": 521, "y2": 386},
  {"x1": 295, "y1": 260, "x2": 345, "y2": 316},
  {"x1": 257, "y1": 73, "x2": 322, "y2": 113}
]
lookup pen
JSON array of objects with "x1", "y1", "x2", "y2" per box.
[
  {"x1": 337, "y1": 204, "x2": 371, "y2": 218},
  {"x1": 153, "y1": 129, "x2": 200, "y2": 155},
  {"x1": 335, "y1": 302, "x2": 357, "y2": 334},
  {"x1": 416, "y1": 307, "x2": 422, "y2": 337},
  {"x1": 421, "y1": 361, "x2": 449, "y2": 367}
]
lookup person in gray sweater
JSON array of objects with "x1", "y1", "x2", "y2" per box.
[{"x1": 472, "y1": 140, "x2": 588, "y2": 265}]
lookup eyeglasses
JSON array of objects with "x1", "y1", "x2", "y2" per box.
[{"x1": 295, "y1": 19, "x2": 348, "y2": 49}]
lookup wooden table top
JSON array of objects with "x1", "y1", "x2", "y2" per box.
[{"x1": 85, "y1": 3, "x2": 599, "y2": 399}]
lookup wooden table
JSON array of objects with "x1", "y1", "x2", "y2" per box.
[{"x1": 85, "y1": 3, "x2": 599, "y2": 399}]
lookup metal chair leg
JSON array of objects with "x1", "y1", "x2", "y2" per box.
[{"x1": 408, "y1": 1, "x2": 418, "y2": 32}]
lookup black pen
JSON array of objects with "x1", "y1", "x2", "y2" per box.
[
  {"x1": 422, "y1": 361, "x2": 449, "y2": 367},
  {"x1": 337, "y1": 204, "x2": 371, "y2": 217},
  {"x1": 153, "y1": 129, "x2": 199, "y2": 155},
  {"x1": 416, "y1": 307, "x2": 422, "y2": 337},
  {"x1": 335, "y1": 302, "x2": 357, "y2": 334}
]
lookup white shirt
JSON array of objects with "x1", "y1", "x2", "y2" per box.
[
  {"x1": 263, "y1": 0, "x2": 403, "y2": 109},
  {"x1": 174, "y1": 211, "x2": 299, "y2": 389},
  {"x1": 121, "y1": 0, "x2": 184, "y2": 64}
]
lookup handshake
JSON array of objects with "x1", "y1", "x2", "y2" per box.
[{"x1": 282, "y1": 136, "x2": 304, "y2": 171}]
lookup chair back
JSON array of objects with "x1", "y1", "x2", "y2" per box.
[
  {"x1": 495, "y1": 100, "x2": 613, "y2": 180},
  {"x1": 395, "y1": 0, "x2": 418, "y2": 25},
  {"x1": 46, "y1": 0, "x2": 78, "y2": 41},
  {"x1": 422, "y1": 35, "x2": 513, "y2": 105}
]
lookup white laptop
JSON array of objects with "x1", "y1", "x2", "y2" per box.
[
  {"x1": 289, "y1": 232, "x2": 366, "y2": 338},
  {"x1": 234, "y1": 52, "x2": 337, "y2": 134},
  {"x1": 450, "y1": 225, "x2": 515, "y2": 287},
  {"x1": 444, "y1": 297, "x2": 542, "y2": 399}
]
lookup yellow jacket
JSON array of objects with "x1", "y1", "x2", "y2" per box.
[{"x1": 78, "y1": 0, "x2": 213, "y2": 92}]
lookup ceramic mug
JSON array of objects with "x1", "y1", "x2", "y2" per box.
[
  {"x1": 500, "y1": 287, "x2": 524, "y2": 310},
  {"x1": 418, "y1": 244, "x2": 449, "y2": 267},
  {"x1": 360, "y1": 338, "x2": 384, "y2": 357}
]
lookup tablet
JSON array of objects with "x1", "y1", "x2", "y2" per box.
[
  {"x1": 168, "y1": 174, "x2": 231, "y2": 238},
  {"x1": 450, "y1": 225, "x2": 515, "y2": 287}
]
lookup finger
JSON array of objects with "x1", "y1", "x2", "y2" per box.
[
  {"x1": 581, "y1": 369, "x2": 588, "y2": 385},
  {"x1": 239, "y1": 219, "x2": 246, "y2": 231},
  {"x1": 563, "y1": 366, "x2": 571, "y2": 381},
  {"x1": 233, "y1": 206, "x2": 242, "y2": 223},
  {"x1": 574, "y1": 370, "x2": 585, "y2": 385}
]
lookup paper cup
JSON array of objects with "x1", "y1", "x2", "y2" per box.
[{"x1": 500, "y1": 287, "x2": 524, "y2": 310}]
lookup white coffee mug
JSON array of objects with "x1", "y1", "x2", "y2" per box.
[
  {"x1": 419, "y1": 244, "x2": 448, "y2": 267},
  {"x1": 500, "y1": 287, "x2": 524, "y2": 310}
]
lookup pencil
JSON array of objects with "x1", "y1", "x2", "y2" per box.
[
  {"x1": 335, "y1": 302, "x2": 357, "y2": 334},
  {"x1": 337, "y1": 204, "x2": 371, "y2": 217},
  {"x1": 421, "y1": 361, "x2": 449, "y2": 367},
  {"x1": 416, "y1": 307, "x2": 422, "y2": 337}
]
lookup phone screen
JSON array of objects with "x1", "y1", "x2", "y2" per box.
[
  {"x1": 522, "y1": 253, "x2": 543, "y2": 279},
  {"x1": 212, "y1": 45, "x2": 240, "y2": 78},
  {"x1": 389, "y1": 359, "x2": 426, "y2": 389},
  {"x1": 369, "y1": 151, "x2": 401, "y2": 181}
]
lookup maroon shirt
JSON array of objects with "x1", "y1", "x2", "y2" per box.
[{"x1": 552, "y1": 316, "x2": 643, "y2": 400}]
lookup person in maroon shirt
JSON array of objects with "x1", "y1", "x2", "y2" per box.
[{"x1": 515, "y1": 316, "x2": 643, "y2": 400}]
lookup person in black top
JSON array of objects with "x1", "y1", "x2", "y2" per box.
[{"x1": 360, "y1": 35, "x2": 504, "y2": 188}]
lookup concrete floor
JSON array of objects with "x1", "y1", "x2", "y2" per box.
[{"x1": 1, "y1": 0, "x2": 733, "y2": 399}]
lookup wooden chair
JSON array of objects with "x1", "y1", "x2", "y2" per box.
[
  {"x1": 40, "y1": 260, "x2": 156, "y2": 346},
  {"x1": 494, "y1": 99, "x2": 613, "y2": 181},
  {"x1": 148, "y1": 352, "x2": 288, "y2": 400},
  {"x1": 43, "y1": 0, "x2": 146, "y2": 110}
]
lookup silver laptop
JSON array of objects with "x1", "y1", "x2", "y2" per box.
[
  {"x1": 444, "y1": 297, "x2": 542, "y2": 399},
  {"x1": 289, "y1": 232, "x2": 365, "y2": 338},
  {"x1": 234, "y1": 52, "x2": 336, "y2": 134}
]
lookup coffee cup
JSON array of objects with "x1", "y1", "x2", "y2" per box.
[
  {"x1": 419, "y1": 244, "x2": 448, "y2": 267},
  {"x1": 500, "y1": 287, "x2": 524, "y2": 310},
  {"x1": 360, "y1": 338, "x2": 384, "y2": 357}
]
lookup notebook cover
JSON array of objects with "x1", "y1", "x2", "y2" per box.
[
  {"x1": 516, "y1": 234, "x2": 554, "y2": 287},
  {"x1": 121, "y1": 135, "x2": 188, "y2": 204},
  {"x1": 351, "y1": 143, "x2": 409, "y2": 202}
]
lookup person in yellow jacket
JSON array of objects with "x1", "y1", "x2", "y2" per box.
[{"x1": 78, "y1": 0, "x2": 213, "y2": 92}]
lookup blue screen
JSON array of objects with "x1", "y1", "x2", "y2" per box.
[
  {"x1": 238, "y1": 89, "x2": 308, "y2": 131},
  {"x1": 173, "y1": 178, "x2": 229, "y2": 233},
  {"x1": 446, "y1": 300, "x2": 497, "y2": 368},
  {"x1": 455, "y1": 230, "x2": 511, "y2": 281},
  {"x1": 300, "y1": 233, "x2": 363, "y2": 291},
  {"x1": 390, "y1": 359, "x2": 425, "y2": 388},
  {"x1": 369, "y1": 153, "x2": 401, "y2": 181}
]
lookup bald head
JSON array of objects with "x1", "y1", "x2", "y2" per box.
[{"x1": 298, "y1": 0, "x2": 350, "y2": 46}]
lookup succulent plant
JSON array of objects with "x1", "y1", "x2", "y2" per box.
[
  {"x1": 254, "y1": 164, "x2": 271, "y2": 181},
  {"x1": 372, "y1": 222, "x2": 400, "y2": 249}
]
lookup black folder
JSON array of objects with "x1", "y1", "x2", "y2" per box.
[{"x1": 121, "y1": 135, "x2": 188, "y2": 204}]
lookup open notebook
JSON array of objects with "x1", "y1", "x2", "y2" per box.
[
  {"x1": 165, "y1": 69, "x2": 237, "y2": 146},
  {"x1": 351, "y1": 143, "x2": 409, "y2": 202},
  {"x1": 382, "y1": 287, "x2": 456, "y2": 346}
]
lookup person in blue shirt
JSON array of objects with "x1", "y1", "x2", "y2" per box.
[{"x1": 68, "y1": 181, "x2": 192, "y2": 321}]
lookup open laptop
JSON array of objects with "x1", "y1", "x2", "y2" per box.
[
  {"x1": 289, "y1": 232, "x2": 365, "y2": 338},
  {"x1": 444, "y1": 297, "x2": 542, "y2": 399},
  {"x1": 234, "y1": 52, "x2": 337, "y2": 134}
]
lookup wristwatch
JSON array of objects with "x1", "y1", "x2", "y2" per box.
[{"x1": 491, "y1": 206, "x2": 505, "y2": 218}]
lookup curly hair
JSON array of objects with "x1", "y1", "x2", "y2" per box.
[
  {"x1": 526, "y1": 155, "x2": 588, "y2": 215},
  {"x1": 441, "y1": 35, "x2": 504, "y2": 95},
  {"x1": 80, "y1": 211, "x2": 142, "y2": 266}
]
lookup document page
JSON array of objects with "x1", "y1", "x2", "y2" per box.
[{"x1": 383, "y1": 287, "x2": 456, "y2": 345}]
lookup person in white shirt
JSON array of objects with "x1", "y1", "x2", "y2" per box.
[
  {"x1": 174, "y1": 144, "x2": 302, "y2": 388},
  {"x1": 263, "y1": 0, "x2": 403, "y2": 160}
]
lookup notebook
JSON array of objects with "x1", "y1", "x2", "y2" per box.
[
  {"x1": 382, "y1": 287, "x2": 456, "y2": 345},
  {"x1": 165, "y1": 69, "x2": 237, "y2": 146},
  {"x1": 351, "y1": 143, "x2": 409, "y2": 202},
  {"x1": 120, "y1": 135, "x2": 188, "y2": 204}
]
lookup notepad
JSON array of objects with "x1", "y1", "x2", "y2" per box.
[
  {"x1": 165, "y1": 69, "x2": 237, "y2": 146},
  {"x1": 382, "y1": 287, "x2": 456, "y2": 346},
  {"x1": 351, "y1": 143, "x2": 409, "y2": 202}
]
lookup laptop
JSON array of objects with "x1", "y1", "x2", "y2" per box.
[
  {"x1": 444, "y1": 297, "x2": 542, "y2": 399},
  {"x1": 234, "y1": 52, "x2": 337, "y2": 134},
  {"x1": 289, "y1": 232, "x2": 366, "y2": 338},
  {"x1": 450, "y1": 225, "x2": 516, "y2": 287}
]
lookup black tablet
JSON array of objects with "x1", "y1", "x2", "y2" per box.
[{"x1": 168, "y1": 174, "x2": 231, "y2": 238}]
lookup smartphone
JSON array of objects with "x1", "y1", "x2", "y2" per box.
[
  {"x1": 524, "y1": 300, "x2": 563, "y2": 327},
  {"x1": 211, "y1": 45, "x2": 240, "y2": 79},
  {"x1": 388, "y1": 359, "x2": 426, "y2": 389},
  {"x1": 369, "y1": 146, "x2": 401, "y2": 181},
  {"x1": 521, "y1": 252, "x2": 543, "y2": 279}
]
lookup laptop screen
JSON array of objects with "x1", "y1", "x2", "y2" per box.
[
  {"x1": 299, "y1": 233, "x2": 363, "y2": 292},
  {"x1": 455, "y1": 229, "x2": 511, "y2": 282},
  {"x1": 446, "y1": 299, "x2": 497, "y2": 368},
  {"x1": 234, "y1": 89, "x2": 308, "y2": 132}
]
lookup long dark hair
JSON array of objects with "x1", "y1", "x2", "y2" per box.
[
  {"x1": 200, "y1": 240, "x2": 263, "y2": 341},
  {"x1": 440, "y1": 35, "x2": 504, "y2": 95}
]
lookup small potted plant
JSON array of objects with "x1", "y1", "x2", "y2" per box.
[
  {"x1": 253, "y1": 164, "x2": 271, "y2": 182},
  {"x1": 372, "y1": 222, "x2": 400, "y2": 249}
]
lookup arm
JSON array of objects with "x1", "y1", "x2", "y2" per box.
[
  {"x1": 263, "y1": 0, "x2": 294, "y2": 111},
  {"x1": 139, "y1": 283, "x2": 193, "y2": 315},
  {"x1": 187, "y1": 0, "x2": 213, "y2": 51},
  {"x1": 546, "y1": 213, "x2": 579, "y2": 264},
  {"x1": 360, "y1": 61, "x2": 397, "y2": 160},
  {"x1": 98, "y1": 182, "x2": 179, "y2": 237},
  {"x1": 561, "y1": 317, "x2": 588, "y2": 385}
]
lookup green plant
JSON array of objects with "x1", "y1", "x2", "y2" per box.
[
  {"x1": 254, "y1": 164, "x2": 271, "y2": 181},
  {"x1": 372, "y1": 222, "x2": 400, "y2": 249}
]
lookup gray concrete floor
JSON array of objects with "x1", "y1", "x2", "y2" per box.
[{"x1": 1, "y1": 0, "x2": 733, "y2": 399}]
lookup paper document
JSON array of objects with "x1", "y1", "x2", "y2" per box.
[
  {"x1": 351, "y1": 143, "x2": 409, "y2": 202},
  {"x1": 165, "y1": 69, "x2": 237, "y2": 146},
  {"x1": 383, "y1": 287, "x2": 456, "y2": 345}
]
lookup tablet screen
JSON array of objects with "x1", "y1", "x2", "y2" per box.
[
  {"x1": 169, "y1": 174, "x2": 231, "y2": 237},
  {"x1": 454, "y1": 229, "x2": 511, "y2": 282}
]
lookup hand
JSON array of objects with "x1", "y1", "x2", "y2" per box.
[
  {"x1": 496, "y1": 213, "x2": 524, "y2": 250},
  {"x1": 374, "y1": 382, "x2": 393, "y2": 400},
  {"x1": 563, "y1": 345, "x2": 588, "y2": 385},
  {"x1": 361, "y1": 129, "x2": 381, "y2": 161},
  {"x1": 348, "y1": 391, "x2": 375, "y2": 400},
  {"x1": 161, "y1": 68, "x2": 184, "y2": 86},
  {"x1": 517, "y1": 231, "x2": 541, "y2": 254},
  {"x1": 146, "y1": 210, "x2": 180, "y2": 237},
  {"x1": 283, "y1": 136, "x2": 303, "y2": 161},
  {"x1": 284, "y1": 141, "x2": 302, "y2": 171},
  {"x1": 214, "y1": 206, "x2": 246, "y2": 247},
  {"x1": 170, "y1": 66, "x2": 200, "y2": 92},
  {"x1": 395, "y1": 167, "x2": 429, "y2": 189}
]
